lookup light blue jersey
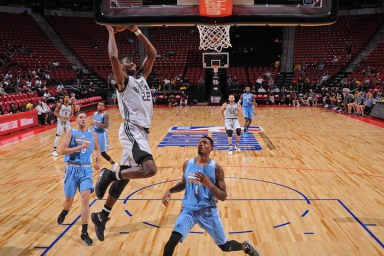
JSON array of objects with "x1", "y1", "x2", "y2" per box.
[
  {"x1": 173, "y1": 158, "x2": 227, "y2": 245},
  {"x1": 92, "y1": 112, "x2": 106, "y2": 133},
  {"x1": 64, "y1": 129, "x2": 94, "y2": 165},
  {"x1": 182, "y1": 158, "x2": 217, "y2": 211},
  {"x1": 242, "y1": 93, "x2": 254, "y2": 109}
]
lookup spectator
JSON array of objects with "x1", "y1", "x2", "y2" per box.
[
  {"x1": 255, "y1": 76, "x2": 263, "y2": 86},
  {"x1": 26, "y1": 100, "x2": 34, "y2": 111},
  {"x1": 57, "y1": 82, "x2": 64, "y2": 92},
  {"x1": 80, "y1": 85, "x2": 89, "y2": 98},
  {"x1": 9, "y1": 103, "x2": 18, "y2": 114},
  {"x1": 0, "y1": 82, "x2": 6, "y2": 95},
  {"x1": 264, "y1": 70, "x2": 272, "y2": 78},
  {"x1": 52, "y1": 61, "x2": 60, "y2": 68},
  {"x1": 331, "y1": 55, "x2": 339, "y2": 65},
  {"x1": 0, "y1": 105, "x2": 4, "y2": 115},
  {"x1": 35, "y1": 98, "x2": 49, "y2": 125},
  {"x1": 346, "y1": 41, "x2": 352, "y2": 58}
]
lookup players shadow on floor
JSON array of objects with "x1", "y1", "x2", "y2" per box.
[{"x1": 105, "y1": 213, "x2": 179, "y2": 239}]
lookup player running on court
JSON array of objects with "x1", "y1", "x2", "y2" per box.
[
  {"x1": 239, "y1": 86, "x2": 256, "y2": 138},
  {"x1": 52, "y1": 95, "x2": 73, "y2": 157},
  {"x1": 56, "y1": 112, "x2": 100, "y2": 246},
  {"x1": 220, "y1": 94, "x2": 242, "y2": 155},
  {"x1": 91, "y1": 102, "x2": 118, "y2": 171},
  {"x1": 162, "y1": 136, "x2": 260, "y2": 256}
]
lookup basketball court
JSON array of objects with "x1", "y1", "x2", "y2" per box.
[
  {"x1": 0, "y1": 106, "x2": 383, "y2": 255},
  {"x1": 0, "y1": 0, "x2": 383, "y2": 255}
]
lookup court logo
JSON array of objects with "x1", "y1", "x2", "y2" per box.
[{"x1": 158, "y1": 126, "x2": 262, "y2": 151}]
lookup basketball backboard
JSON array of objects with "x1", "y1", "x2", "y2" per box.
[
  {"x1": 203, "y1": 52, "x2": 229, "y2": 69},
  {"x1": 94, "y1": 0, "x2": 338, "y2": 27}
]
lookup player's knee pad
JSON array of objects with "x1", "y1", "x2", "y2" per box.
[
  {"x1": 236, "y1": 128, "x2": 241, "y2": 136},
  {"x1": 226, "y1": 129, "x2": 233, "y2": 137}
]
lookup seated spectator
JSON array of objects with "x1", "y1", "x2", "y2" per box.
[
  {"x1": 264, "y1": 70, "x2": 272, "y2": 78},
  {"x1": 331, "y1": 55, "x2": 338, "y2": 65},
  {"x1": 52, "y1": 61, "x2": 60, "y2": 68},
  {"x1": 57, "y1": 82, "x2": 64, "y2": 91},
  {"x1": 26, "y1": 100, "x2": 34, "y2": 111},
  {"x1": 256, "y1": 76, "x2": 264, "y2": 86},
  {"x1": 359, "y1": 92, "x2": 374, "y2": 116},
  {"x1": 18, "y1": 104, "x2": 26, "y2": 112},
  {"x1": 0, "y1": 82, "x2": 6, "y2": 95},
  {"x1": 258, "y1": 86, "x2": 266, "y2": 93},
  {"x1": 80, "y1": 85, "x2": 89, "y2": 98},
  {"x1": 272, "y1": 85, "x2": 280, "y2": 93},
  {"x1": 8, "y1": 103, "x2": 18, "y2": 114},
  {"x1": 35, "y1": 78, "x2": 42, "y2": 87}
]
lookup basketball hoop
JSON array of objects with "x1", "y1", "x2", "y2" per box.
[
  {"x1": 213, "y1": 64, "x2": 219, "y2": 74},
  {"x1": 197, "y1": 25, "x2": 232, "y2": 52}
]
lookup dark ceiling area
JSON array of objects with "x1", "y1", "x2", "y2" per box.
[{"x1": 0, "y1": 0, "x2": 383, "y2": 12}]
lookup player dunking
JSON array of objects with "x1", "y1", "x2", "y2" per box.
[
  {"x1": 52, "y1": 95, "x2": 73, "y2": 157},
  {"x1": 239, "y1": 86, "x2": 256, "y2": 138},
  {"x1": 220, "y1": 94, "x2": 242, "y2": 155},
  {"x1": 162, "y1": 136, "x2": 260, "y2": 256},
  {"x1": 91, "y1": 25, "x2": 157, "y2": 241},
  {"x1": 56, "y1": 112, "x2": 100, "y2": 245},
  {"x1": 91, "y1": 102, "x2": 118, "y2": 171}
]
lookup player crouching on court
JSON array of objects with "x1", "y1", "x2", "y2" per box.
[
  {"x1": 220, "y1": 94, "x2": 242, "y2": 155},
  {"x1": 57, "y1": 112, "x2": 101, "y2": 246}
]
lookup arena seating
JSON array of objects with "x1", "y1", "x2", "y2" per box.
[
  {"x1": 294, "y1": 14, "x2": 384, "y2": 84},
  {"x1": 0, "y1": 12, "x2": 74, "y2": 83},
  {"x1": 45, "y1": 16, "x2": 138, "y2": 81}
]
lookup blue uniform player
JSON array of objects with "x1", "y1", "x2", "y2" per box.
[
  {"x1": 57, "y1": 112, "x2": 100, "y2": 246},
  {"x1": 162, "y1": 136, "x2": 260, "y2": 256},
  {"x1": 91, "y1": 102, "x2": 118, "y2": 171},
  {"x1": 240, "y1": 86, "x2": 256, "y2": 137}
]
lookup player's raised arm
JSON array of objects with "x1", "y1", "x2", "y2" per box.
[
  {"x1": 127, "y1": 25, "x2": 157, "y2": 79},
  {"x1": 106, "y1": 25, "x2": 126, "y2": 92}
]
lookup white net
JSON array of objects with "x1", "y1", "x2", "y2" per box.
[{"x1": 197, "y1": 25, "x2": 232, "y2": 52}]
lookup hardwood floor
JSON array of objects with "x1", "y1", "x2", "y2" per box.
[{"x1": 0, "y1": 106, "x2": 383, "y2": 255}]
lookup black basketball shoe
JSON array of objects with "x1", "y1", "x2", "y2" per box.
[
  {"x1": 81, "y1": 232, "x2": 93, "y2": 246},
  {"x1": 91, "y1": 212, "x2": 110, "y2": 241},
  {"x1": 57, "y1": 211, "x2": 68, "y2": 225},
  {"x1": 243, "y1": 241, "x2": 260, "y2": 256},
  {"x1": 95, "y1": 168, "x2": 114, "y2": 199}
]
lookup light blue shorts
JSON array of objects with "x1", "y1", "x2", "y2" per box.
[
  {"x1": 173, "y1": 207, "x2": 226, "y2": 245},
  {"x1": 64, "y1": 165, "x2": 94, "y2": 198},
  {"x1": 243, "y1": 108, "x2": 253, "y2": 120},
  {"x1": 97, "y1": 132, "x2": 108, "y2": 153}
]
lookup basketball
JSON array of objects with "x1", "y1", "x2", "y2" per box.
[{"x1": 113, "y1": 26, "x2": 128, "y2": 33}]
